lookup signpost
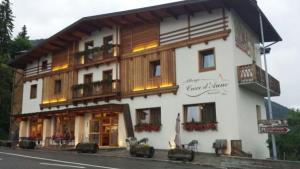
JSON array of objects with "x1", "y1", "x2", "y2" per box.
[{"x1": 258, "y1": 120, "x2": 289, "y2": 134}]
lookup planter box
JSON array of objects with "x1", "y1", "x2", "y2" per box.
[
  {"x1": 76, "y1": 143, "x2": 99, "y2": 153},
  {"x1": 19, "y1": 140, "x2": 36, "y2": 149},
  {"x1": 130, "y1": 145, "x2": 155, "y2": 158},
  {"x1": 168, "y1": 148, "x2": 195, "y2": 161}
]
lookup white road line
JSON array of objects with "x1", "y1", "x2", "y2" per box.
[
  {"x1": 0, "y1": 158, "x2": 2, "y2": 160},
  {"x1": 0, "y1": 151, "x2": 120, "y2": 169},
  {"x1": 40, "y1": 162, "x2": 86, "y2": 168}
]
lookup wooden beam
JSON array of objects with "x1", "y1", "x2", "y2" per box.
[
  {"x1": 149, "y1": 11, "x2": 163, "y2": 21},
  {"x1": 135, "y1": 13, "x2": 150, "y2": 23},
  {"x1": 57, "y1": 37, "x2": 73, "y2": 43},
  {"x1": 49, "y1": 42, "x2": 65, "y2": 48},
  {"x1": 84, "y1": 21, "x2": 102, "y2": 31},
  {"x1": 183, "y1": 5, "x2": 194, "y2": 17},
  {"x1": 201, "y1": 2, "x2": 212, "y2": 14},
  {"x1": 74, "y1": 28, "x2": 90, "y2": 36},
  {"x1": 121, "y1": 16, "x2": 133, "y2": 24},
  {"x1": 166, "y1": 8, "x2": 178, "y2": 20}
]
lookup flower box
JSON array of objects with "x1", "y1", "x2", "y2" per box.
[
  {"x1": 183, "y1": 122, "x2": 217, "y2": 131},
  {"x1": 134, "y1": 123, "x2": 161, "y2": 132}
]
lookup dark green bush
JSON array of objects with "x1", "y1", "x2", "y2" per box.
[
  {"x1": 130, "y1": 145, "x2": 155, "y2": 158},
  {"x1": 19, "y1": 140, "x2": 36, "y2": 149},
  {"x1": 168, "y1": 148, "x2": 195, "y2": 161},
  {"x1": 76, "y1": 143, "x2": 99, "y2": 153}
]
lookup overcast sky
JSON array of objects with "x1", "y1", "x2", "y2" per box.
[{"x1": 9, "y1": 0, "x2": 300, "y2": 109}]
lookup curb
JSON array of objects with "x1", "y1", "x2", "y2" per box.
[{"x1": 35, "y1": 148, "x2": 224, "y2": 169}]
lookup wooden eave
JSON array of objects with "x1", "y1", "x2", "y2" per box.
[{"x1": 9, "y1": 0, "x2": 281, "y2": 69}]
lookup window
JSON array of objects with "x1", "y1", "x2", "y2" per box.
[
  {"x1": 256, "y1": 105, "x2": 261, "y2": 122},
  {"x1": 30, "y1": 84, "x2": 37, "y2": 99},
  {"x1": 149, "y1": 60, "x2": 161, "y2": 77},
  {"x1": 84, "y1": 74, "x2": 93, "y2": 84},
  {"x1": 84, "y1": 41, "x2": 94, "y2": 51},
  {"x1": 103, "y1": 35, "x2": 113, "y2": 56},
  {"x1": 54, "y1": 80, "x2": 62, "y2": 94},
  {"x1": 199, "y1": 49, "x2": 216, "y2": 72},
  {"x1": 136, "y1": 107, "x2": 161, "y2": 125},
  {"x1": 41, "y1": 60, "x2": 48, "y2": 71},
  {"x1": 184, "y1": 103, "x2": 216, "y2": 123}
]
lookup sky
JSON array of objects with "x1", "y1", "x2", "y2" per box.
[{"x1": 9, "y1": 0, "x2": 300, "y2": 109}]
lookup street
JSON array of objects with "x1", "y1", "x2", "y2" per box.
[{"x1": 0, "y1": 147, "x2": 217, "y2": 169}]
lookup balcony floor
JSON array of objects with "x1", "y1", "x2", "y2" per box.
[{"x1": 239, "y1": 81, "x2": 280, "y2": 97}]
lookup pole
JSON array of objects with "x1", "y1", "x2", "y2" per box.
[{"x1": 259, "y1": 12, "x2": 277, "y2": 160}]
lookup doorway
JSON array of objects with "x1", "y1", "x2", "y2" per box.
[{"x1": 89, "y1": 112, "x2": 118, "y2": 147}]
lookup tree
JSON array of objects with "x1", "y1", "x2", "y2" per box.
[
  {"x1": 18, "y1": 25, "x2": 28, "y2": 39},
  {"x1": 9, "y1": 25, "x2": 32, "y2": 58},
  {"x1": 0, "y1": 0, "x2": 14, "y2": 139},
  {"x1": 0, "y1": 0, "x2": 14, "y2": 56},
  {"x1": 268, "y1": 109, "x2": 300, "y2": 161}
]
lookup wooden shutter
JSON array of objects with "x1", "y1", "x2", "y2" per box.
[{"x1": 202, "y1": 103, "x2": 216, "y2": 123}]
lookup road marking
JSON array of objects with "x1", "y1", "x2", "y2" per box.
[
  {"x1": 0, "y1": 158, "x2": 2, "y2": 160},
  {"x1": 40, "y1": 162, "x2": 86, "y2": 168},
  {"x1": 0, "y1": 151, "x2": 120, "y2": 169}
]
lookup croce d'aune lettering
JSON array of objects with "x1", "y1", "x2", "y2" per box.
[
  {"x1": 182, "y1": 75, "x2": 229, "y2": 97},
  {"x1": 9, "y1": 0, "x2": 282, "y2": 159}
]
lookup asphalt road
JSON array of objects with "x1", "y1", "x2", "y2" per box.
[{"x1": 0, "y1": 147, "x2": 218, "y2": 169}]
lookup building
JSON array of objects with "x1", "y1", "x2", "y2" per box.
[{"x1": 9, "y1": 0, "x2": 282, "y2": 159}]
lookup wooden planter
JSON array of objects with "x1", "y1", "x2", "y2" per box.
[
  {"x1": 130, "y1": 145, "x2": 155, "y2": 158},
  {"x1": 76, "y1": 143, "x2": 99, "y2": 153},
  {"x1": 19, "y1": 140, "x2": 36, "y2": 149},
  {"x1": 168, "y1": 148, "x2": 195, "y2": 161}
]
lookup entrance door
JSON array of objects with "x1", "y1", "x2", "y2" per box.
[{"x1": 100, "y1": 113, "x2": 118, "y2": 146}]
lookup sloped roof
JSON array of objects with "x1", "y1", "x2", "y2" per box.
[{"x1": 10, "y1": 0, "x2": 282, "y2": 68}]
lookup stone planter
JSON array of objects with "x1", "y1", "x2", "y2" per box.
[
  {"x1": 76, "y1": 143, "x2": 99, "y2": 153},
  {"x1": 168, "y1": 148, "x2": 195, "y2": 161},
  {"x1": 130, "y1": 144, "x2": 155, "y2": 158}
]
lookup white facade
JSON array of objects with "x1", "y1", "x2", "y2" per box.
[{"x1": 19, "y1": 8, "x2": 274, "y2": 159}]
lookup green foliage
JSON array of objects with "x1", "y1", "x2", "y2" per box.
[
  {"x1": 268, "y1": 109, "x2": 300, "y2": 161},
  {"x1": 0, "y1": 0, "x2": 14, "y2": 55},
  {"x1": 0, "y1": 0, "x2": 31, "y2": 140}
]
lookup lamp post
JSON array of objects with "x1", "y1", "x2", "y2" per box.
[{"x1": 259, "y1": 12, "x2": 278, "y2": 160}]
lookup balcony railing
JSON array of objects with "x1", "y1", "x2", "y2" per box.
[
  {"x1": 24, "y1": 63, "x2": 52, "y2": 77},
  {"x1": 74, "y1": 44, "x2": 119, "y2": 68},
  {"x1": 72, "y1": 80, "x2": 120, "y2": 101},
  {"x1": 237, "y1": 64, "x2": 280, "y2": 96}
]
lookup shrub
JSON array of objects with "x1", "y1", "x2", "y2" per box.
[
  {"x1": 19, "y1": 140, "x2": 36, "y2": 149},
  {"x1": 76, "y1": 143, "x2": 99, "y2": 153},
  {"x1": 130, "y1": 144, "x2": 155, "y2": 158},
  {"x1": 168, "y1": 148, "x2": 195, "y2": 161}
]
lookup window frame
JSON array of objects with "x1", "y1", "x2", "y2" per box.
[
  {"x1": 149, "y1": 60, "x2": 161, "y2": 78},
  {"x1": 198, "y1": 48, "x2": 216, "y2": 72},
  {"x1": 136, "y1": 107, "x2": 161, "y2": 125},
  {"x1": 30, "y1": 84, "x2": 37, "y2": 99},
  {"x1": 183, "y1": 102, "x2": 217, "y2": 123},
  {"x1": 84, "y1": 41, "x2": 94, "y2": 51}
]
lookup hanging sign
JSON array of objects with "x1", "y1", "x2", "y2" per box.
[{"x1": 258, "y1": 120, "x2": 289, "y2": 134}]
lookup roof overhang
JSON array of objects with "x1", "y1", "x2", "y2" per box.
[{"x1": 9, "y1": 0, "x2": 282, "y2": 69}]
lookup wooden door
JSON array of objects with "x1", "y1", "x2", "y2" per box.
[
  {"x1": 103, "y1": 70, "x2": 113, "y2": 93},
  {"x1": 83, "y1": 74, "x2": 93, "y2": 96}
]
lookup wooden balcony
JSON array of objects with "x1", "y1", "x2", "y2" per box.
[
  {"x1": 72, "y1": 80, "x2": 120, "y2": 102},
  {"x1": 73, "y1": 45, "x2": 119, "y2": 69},
  {"x1": 237, "y1": 64, "x2": 280, "y2": 96},
  {"x1": 24, "y1": 63, "x2": 52, "y2": 78}
]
